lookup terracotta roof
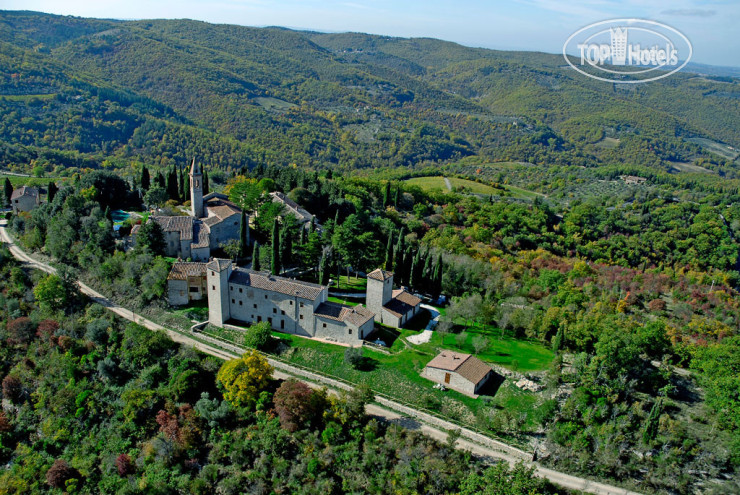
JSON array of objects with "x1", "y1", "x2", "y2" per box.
[
  {"x1": 367, "y1": 268, "x2": 393, "y2": 281},
  {"x1": 167, "y1": 262, "x2": 208, "y2": 280},
  {"x1": 315, "y1": 302, "x2": 375, "y2": 327},
  {"x1": 383, "y1": 289, "x2": 421, "y2": 317},
  {"x1": 425, "y1": 351, "x2": 492, "y2": 385},
  {"x1": 206, "y1": 258, "x2": 232, "y2": 272},
  {"x1": 204, "y1": 198, "x2": 241, "y2": 226},
  {"x1": 150, "y1": 215, "x2": 194, "y2": 241},
  {"x1": 392, "y1": 288, "x2": 422, "y2": 307},
  {"x1": 191, "y1": 222, "x2": 210, "y2": 249},
  {"x1": 228, "y1": 268, "x2": 325, "y2": 300},
  {"x1": 11, "y1": 186, "x2": 39, "y2": 200},
  {"x1": 270, "y1": 191, "x2": 314, "y2": 224}
]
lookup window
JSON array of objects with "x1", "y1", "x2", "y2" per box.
[
  {"x1": 289, "y1": 301, "x2": 293, "y2": 305},
  {"x1": 300, "y1": 302, "x2": 304, "y2": 308},
  {"x1": 322, "y1": 323, "x2": 327, "y2": 328},
  {"x1": 189, "y1": 287, "x2": 199, "y2": 292},
  {"x1": 265, "y1": 295, "x2": 268, "y2": 299},
  {"x1": 230, "y1": 286, "x2": 233, "y2": 291},
  {"x1": 273, "y1": 308, "x2": 277, "y2": 314},
  {"x1": 231, "y1": 299, "x2": 235, "y2": 304},
  {"x1": 348, "y1": 329, "x2": 352, "y2": 335},
  {"x1": 253, "y1": 304, "x2": 257, "y2": 309},
  {"x1": 444, "y1": 373, "x2": 451, "y2": 384},
  {"x1": 280, "y1": 320, "x2": 285, "y2": 329},
  {"x1": 239, "y1": 288, "x2": 243, "y2": 293},
  {"x1": 299, "y1": 315, "x2": 304, "y2": 320},
  {"x1": 239, "y1": 301, "x2": 242, "y2": 306},
  {"x1": 281, "y1": 310, "x2": 285, "y2": 315},
  {"x1": 212, "y1": 285, "x2": 215, "y2": 290},
  {"x1": 268, "y1": 318, "x2": 272, "y2": 324},
  {"x1": 211, "y1": 271, "x2": 215, "y2": 276}
]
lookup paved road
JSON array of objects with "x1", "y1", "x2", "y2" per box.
[{"x1": 0, "y1": 220, "x2": 641, "y2": 495}]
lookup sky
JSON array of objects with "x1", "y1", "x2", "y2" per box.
[{"x1": 4, "y1": 0, "x2": 739, "y2": 67}]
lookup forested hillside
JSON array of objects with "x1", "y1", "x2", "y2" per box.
[{"x1": 1, "y1": 10, "x2": 738, "y2": 185}]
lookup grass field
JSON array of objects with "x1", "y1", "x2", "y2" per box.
[
  {"x1": 404, "y1": 176, "x2": 499, "y2": 195},
  {"x1": 687, "y1": 137, "x2": 739, "y2": 160},
  {"x1": 327, "y1": 296, "x2": 360, "y2": 306},
  {"x1": 594, "y1": 136, "x2": 620, "y2": 149},
  {"x1": 0, "y1": 173, "x2": 70, "y2": 188},
  {"x1": 252, "y1": 96, "x2": 296, "y2": 111},
  {"x1": 272, "y1": 329, "x2": 542, "y2": 435}
]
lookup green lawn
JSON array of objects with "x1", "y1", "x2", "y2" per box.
[
  {"x1": 0, "y1": 174, "x2": 71, "y2": 188},
  {"x1": 404, "y1": 176, "x2": 449, "y2": 192},
  {"x1": 330, "y1": 274, "x2": 367, "y2": 292},
  {"x1": 327, "y1": 296, "x2": 360, "y2": 306}
]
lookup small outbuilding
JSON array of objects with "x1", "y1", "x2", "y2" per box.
[
  {"x1": 11, "y1": 186, "x2": 45, "y2": 213},
  {"x1": 422, "y1": 351, "x2": 497, "y2": 397}
]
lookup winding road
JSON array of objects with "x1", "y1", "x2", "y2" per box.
[{"x1": 0, "y1": 219, "x2": 641, "y2": 495}]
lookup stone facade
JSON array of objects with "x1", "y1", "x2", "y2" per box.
[
  {"x1": 11, "y1": 186, "x2": 44, "y2": 213},
  {"x1": 366, "y1": 269, "x2": 422, "y2": 328},
  {"x1": 422, "y1": 351, "x2": 497, "y2": 396},
  {"x1": 132, "y1": 159, "x2": 245, "y2": 260},
  {"x1": 167, "y1": 262, "x2": 208, "y2": 306},
  {"x1": 199, "y1": 259, "x2": 374, "y2": 345}
]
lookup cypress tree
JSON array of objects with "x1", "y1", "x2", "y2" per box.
[
  {"x1": 299, "y1": 226, "x2": 307, "y2": 246},
  {"x1": 643, "y1": 397, "x2": 662, "y2": 444},
  {"x1": 141, "y1": 166, "x2": 150, "y2": 191},
  {"x1": 47, "y1": 181, "x2": 58, "y2": 204},
  {"x1": 552, "y1": 326, "x2": 564, "y2": 352},
  {"x1": 280, "y1": 224, "x2": 292, "y2": 270},
  {"x1": 393, "y1": 228, "x2": 405, "y2": 275},
  {"x1": 179, "y1": 165, "x2": 186, "y2": 201},
  {"x1": 167, "y1": 167, "x2": 179, "y2": 200},
  {"x1": 434, "y1": 254, "x2": 443, "y2": 297},
  {"x1": 239, "y1": 210, "x2": 248, "y2": 259},
  {"x1": 409, "y1": 255, "x2": 418, "y2": 290},
  {"x1": 156, "y1": 171, "x2": 165, "y2": 188},
  {"x1": 203, "y1": 169, "x2": 210, "y2": 196},
  {"x1": 384, "y1": 230, "x2": 394, "y2": 271},
  {"x1": 383, "y1": 181, "x2": 391, "y2": 207},
  {"x1": 4, "y1": 177, "x2": 12, "y2": 206},
  {"x1": 271, "y1": 218, "x2": 281, "y2": 275},
  {"x1": 394, "y1": 186, "x2": 400, "y2": 207},
  {"x1": 318, "y1": 254, "x2": 328, "y2": 285},
  {"x1": 252, "y1": 241, "x2": 261, "y2": 271}
]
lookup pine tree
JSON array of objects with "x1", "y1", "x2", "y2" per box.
[
  {"x1": 3, "y1": 177, "x2": 12, "y2": 207},
  {"x1": 252, "y1": 241, "x2": 261, "y2": 271},
  {"x1": 384, "y1": 230, "x2": 394, "y2": 271},
  {"x1": 271, "y1": 218, "x2": 281, "y2": 275},
  {"x1": 141, "y1": 166, "x2": 150, "y2": 191},
  {"x1": 239, "y1": 210, "x2": 249, "y2": 259}
]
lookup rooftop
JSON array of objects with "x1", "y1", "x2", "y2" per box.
[
  {"x1": 425, "y1": 351, "x2": 493, "y2": 385},
  {"x1": 314, "y1": 301, "x2": 375, "y2": 327},
  {"x1": 150, "y1": 215, "x2": 194, "y2": 241},
  {"x1": 367, "y1": 268, "x2": 393, "y2": 281},
  {"x1": 383, "y1": 288, "x2": 421, "y2": 317},
  {"x1": 11, "y1": 185, "x2": 40, "y2": 200},
  {"x1": 167, "y1": 262, "x2": 208, "y2": 280},
  {"x1": 229, "y1": 267, "x2": 326, "y2": 300}
]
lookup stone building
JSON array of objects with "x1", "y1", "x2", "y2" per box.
[
  {"x1": 131, "y1": 159, "x2": 245, "y2": 260},
  {"x1": 10, "y1": 186, "x2": 45, "y2": 213},
  {"x1": 170, "y1": 258, "x2": 375, "y2": 345},
  {"x1": 269, "y1": 191, "x2": 321, "y2": 231},
  {"x1": 422, "y1": 351, "x2": 496, "y2": 396},
  {"x1": 365, "y1": 268, "x2": 422, "y2": 327},
  {"x1": 167, "y1": 262, "x2": 208, "y2": 306}
]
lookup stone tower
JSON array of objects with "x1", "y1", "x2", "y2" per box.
[
  {"x1": 366, "y1": 268, "x2": 393, "y2": 322},
  {"x1": 189, "y1": 158, "x2": 204, "y2": 218},
  {"x1": 207, "y1": 258, "x2": 232, "y2": 327}
]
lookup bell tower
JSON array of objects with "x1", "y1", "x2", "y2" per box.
[{"x1": 189, "y1": 158, "x2": 203, "y2": 218}]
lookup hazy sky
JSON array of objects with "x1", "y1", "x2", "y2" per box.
[{"x1": 5, "y1": 0, "x2": 739, "y2": 67}]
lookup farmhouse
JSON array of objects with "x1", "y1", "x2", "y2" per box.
[
  {"x1": 10, "y1": 186, "x2": 45, "y2": 213},
  {"x1": 422, "y1": 351, "x2": 497, "y2": 396},
  {"x1": 365, "y1": 268, "x2": 422, "y2": 327},
  {"x1": 131, "y1": 159, "x2": 245, "y2": 260}
]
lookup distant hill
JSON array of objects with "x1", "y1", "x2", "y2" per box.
[{"x1": 0, "y1": 10, "x2": 738, "y2": 181}]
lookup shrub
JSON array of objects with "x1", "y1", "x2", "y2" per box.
[
  {"x1": 45, "y1": 459, "x2": 79, "y2": 489},
  {"x1": 243, "y1": 321, "x2": 272, "y2": 350},
  {"x1": 273, "y1": 379, "x2": 315, "y2": 432}
]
